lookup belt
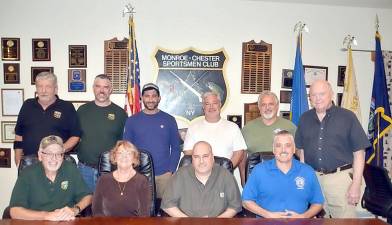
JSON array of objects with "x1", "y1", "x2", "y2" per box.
[
  {"x1": 316, "y1": 164, "x2": 352, "y2": 175},
  {"x1": 79, "y1": 160, "x2": 98, "y2": 169}
]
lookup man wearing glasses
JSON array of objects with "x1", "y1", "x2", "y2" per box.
[{"x1": 9, "y1": 135, "x2": 92, "y2": 221}]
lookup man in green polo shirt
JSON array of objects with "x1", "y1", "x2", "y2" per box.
[
  {"x1": 161, "y1": 141, "x2": 242, "y2": 217},
  {"x1": 9, "y1": 135, "x2": 92, "y2": 221}
]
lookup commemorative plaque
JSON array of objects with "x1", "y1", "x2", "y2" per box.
[
  {"x1": 3, "y1": 63, "x2": 20, "y2": 84},
  {"x1": 104, "y1": 38, "x2": 129, "y2": 93},
  {"x1": 68, "y1": 69, "x2": 86, "y2": 92},
  {"x1": 69, "y1": 45, "x2": 87, "y2": 68},
  {"x1": 0, "y1": 148, "x2": 11, "y2": 168},
  {"x1": 1, "y1": 37, "x2": 20, "y2": 61},
  {"x1": 32, "y1": 38, "x2": 51, "y2": 61}
]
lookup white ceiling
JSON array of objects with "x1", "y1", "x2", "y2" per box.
[{"x1": 249, "y1": 0, "x2": 392, "y2": 9}]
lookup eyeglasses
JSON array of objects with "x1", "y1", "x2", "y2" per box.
[{"x1": 41, "y1": 151, "x2": 64, "y2": 160}]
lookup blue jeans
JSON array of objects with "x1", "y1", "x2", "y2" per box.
[{"x1": 78, "y1": 162, "x2": 98, "y2": 192}]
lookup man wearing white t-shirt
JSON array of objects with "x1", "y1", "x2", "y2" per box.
[{"x1": 183, "y1": 92, "x2": 246, "y2": 168}]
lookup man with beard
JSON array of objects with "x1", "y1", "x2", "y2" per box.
[
  {"x1": 239, "y1": 91, "x2": 296, "y2": 186},
  {"x1": 242, "y1": 130, "x2": 323, "y2": 218},
  {"x1": 76, "y1": 74, "x2": 127, "y2": 191},
  {"x1": 123, "y1": 83, "x2": 180, "y2": 198}
]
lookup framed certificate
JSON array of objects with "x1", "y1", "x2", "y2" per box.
[
  {"x1": 1, "y1": 121, "x2": 16, "y2": 143},
  {"x1": 32, "y1": 38, "x2": 51, "y2": 61},
  {"x1": 303, "y1": 65, "x2": 328, "y2": 87},
  {"x1": 31, "y1": 67, "x2": 54, "y2": 85},
  {"x1": 1, "y1": 37, "x2": 20, "y2": 61},
  {"x1": 3, "y1": 63, "x2": 20, "y2": 84},
  {"x1": 1, "y1": 89, "x2": 24, "y2": 116},
  {"x1": 69, "y1": 45, "x2": 87, "y2": 68}
]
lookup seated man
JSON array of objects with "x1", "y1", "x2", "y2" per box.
[
  {"x1": 161, "y1": 141, "x2": 242, "y2": 217},
  {"x1": 9, "y1": 135, "x2": 92, "y2": 221},
  {"x1": 242, "y1": 130, "x2": 324, "y2": 218}
]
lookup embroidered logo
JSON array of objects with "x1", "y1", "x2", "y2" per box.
[
  {"x1": 53, "y1": 111, "x2": 62, "y2": 119},
  {"x1": 219, "y1": 192, "x2": 225, "y2": 198},
  {"x1": 160, "y1": 124, "x2": 164, "y2": 128},
  {"x1": 61, "y1": 181, "x2": 69, "y2": 190},
  {"x1": 295, "y1": 176, "x2": 305, "y2": 189},
  {"x1": 107, "y1": 113, "x2": 115, "y2": 120}
]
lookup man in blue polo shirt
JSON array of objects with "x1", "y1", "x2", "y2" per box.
[{"x1": 242, "y1": 130, "x2": 324, "y2": 218}]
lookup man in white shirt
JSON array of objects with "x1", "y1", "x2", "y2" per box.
[{"x1": 183, "y1": 92, "x2": 246, "y2": 168}]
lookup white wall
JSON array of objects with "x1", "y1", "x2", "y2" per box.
[{"x1": 1, "y1": 0, "x2": 392, "y2": 213}]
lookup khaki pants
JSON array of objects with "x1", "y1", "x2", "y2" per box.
[
  {"x1": 155, "y1": 172, "x2": 172, "y2": 199},
  {"x1": 317, "y1": 169, "x2": 363, "y2": 218}
]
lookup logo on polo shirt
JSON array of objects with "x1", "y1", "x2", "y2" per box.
[
  {"x1": 107, "y1": 113, "x2": 115, "y2": 120},
  {"x1": 61, "y1": 181, "x2": 69, "y2": 190},
  {"x1": 53, "y1": 111, "x2": 62, "y2": 119},
  {"x1": 220, "y1": 192, "x2": 224, "y2": 198},
  {"x1": 160, "y1": 124, "x2": 164, "y2": 128},
  {"x1": 295, "y1": 176, "x2": 305, "y2": 189}
]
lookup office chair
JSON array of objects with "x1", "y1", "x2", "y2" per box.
[
  {"x1": 362, "y1": 163, "x2": 392, "y2": 223},
  {"x1": 178, "y1": 155, "x2": 234, "y2": 173},
  {"x1": 98, "y1": 150, "x2": 157, "y2": 216},
  {"x1": 245, "y1": 152, "x2": 274, "y2": 181}
]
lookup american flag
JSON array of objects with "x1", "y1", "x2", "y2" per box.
[{"x1": 124, "y1": 15, "x2": 141, "y2": 116}]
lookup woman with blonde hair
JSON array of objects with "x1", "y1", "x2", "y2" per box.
[{"x1": 92, "y1": 140, "x2": 151, "y2": 217}]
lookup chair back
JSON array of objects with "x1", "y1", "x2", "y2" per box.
[
  {"x1": 245, "y1": 152, "x2": 274, "y2": 181},
  {"x1": 178, "y1": 155, "x2": 233, "y2": 173},
  {"x1": 362, "y1": 163, "x2": 392, "y2": 220},
  {"x1": 18, "y1": 154, "x2": 76, "y2": 176},
  {"x1": 98, "y1": 150, "x2": 156, "y2": 216}
]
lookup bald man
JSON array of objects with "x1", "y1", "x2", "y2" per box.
[
  {"x1": 295, "y1": 80, "x2": 370, "y2": 218},
  {"x1": 161, "y1": 141, "x2": 241, "y2": 217}
]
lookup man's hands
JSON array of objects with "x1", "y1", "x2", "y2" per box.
[
  {"x1": 44, "y1": 206, "x2": 77, "y2": 221},
  {"x1": 347, "y1": 182, "x2": 361, "y2": 206}
]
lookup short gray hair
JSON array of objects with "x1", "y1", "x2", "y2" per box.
[
  {"x1": 258, "y1": 90, "x2": 279, "y2": 106},
  {"x1": 39, "y1": 135, "x2": 64, "y2": 151},
  {"x1": 202, "y1": 91, "x2": 221, "y2": 104},
  {"x1": 35, "y1": 72, "x2": 57, "y2": 86},
  {"x1": 272, "y1": 130, "x2": 294, "y2": 147}
]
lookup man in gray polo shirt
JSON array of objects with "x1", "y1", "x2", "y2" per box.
[{"x1": 161, "y1": 141, "x2": 242, "y2": 217}]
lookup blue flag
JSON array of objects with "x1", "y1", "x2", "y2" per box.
[
  {"x1": 366, "y1": 31, "x2": 392, "y2": 166},
  {"x1": 290, "y1": 36, "x2": 309, "y2": 125}
]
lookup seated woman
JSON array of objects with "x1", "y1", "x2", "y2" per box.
[{"x1": 92, "y1": 140, "x2": 152, "y2": 217}]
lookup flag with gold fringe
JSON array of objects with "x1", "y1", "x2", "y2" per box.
[
  {"x1": 124, "y1": 15, "x2": 141, "y2": 116},
  {"x1": 366, "y1": 31, "x2": 392, "y2": 166},
  {"x1": 341, "y1": 48, "x2": 361, "y2": 122}
]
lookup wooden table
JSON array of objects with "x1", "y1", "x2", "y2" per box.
[{"x1": 0, "y1": 217, "x2": 388, "y2": 225}]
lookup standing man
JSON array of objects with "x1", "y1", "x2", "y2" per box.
[
  {"x1": 242, "y1": 130, "x2": 323, "y2": 218},
  {"x1": 162, "y1": 141, "x2": 242, "y2": 217},
  {"x1": 183, "y1": 92, "x2": 246, "y2": 168},
  {"x1": 14, "y1": 72, "x2": 81, "y2": 166},
  {"x1": 295, "y1": 80, "x2": 370, "y2": 218},
  {"x1": 123, "y1": 83, "x2": 180, "y2": 198},
  {"x1": 240, "y1": 91, "x2": 296, "y2": 185},
  {"x1": 76, "y1": 74, "x2": 127, "y2": 191}
]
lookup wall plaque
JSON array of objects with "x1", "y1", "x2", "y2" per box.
[
  {"x1": 241, "y1": 40, "x2": 272, "y2": 94},
  {"x1": 104, "y1": 38, "x2": 129, "y2": 93},
  {"x1": 3, "y1": 63, "x2": 20, "y2": 84},
  {"x1": 69, "y1": 45, "x2": 87, "y2": 68},
  {"x1": 1, "y1": 37, "x2": 20, "y2": 61},
  {"x1": 0, "y1": 148, "x2": 11, "y2": 168},
  {"x1": 32, "y1": 38, "x2": 51, "y2": 61},
  {"x1": 244, "y1": 102, "x2": 260, "y2": 125},
  {"x1": 68, "y1": 69, "x2": 86, "y2": 92},
  {"x1": 31, "y1": 67, "x2": 54, "y2": 85}
]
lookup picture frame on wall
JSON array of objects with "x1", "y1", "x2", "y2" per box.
[
  {"x1": 281, "y1": 69, "x2": 293, "y2": 89},
  {"x1": 337, "y1": 65, "x2": 346, "y2": 87},
  {"x1": 0, "y1": 148, "x2": 11, "y2": 168},
  {"x1": 303, "y1": 65, "x2": 328, "y2": 87},
  {"x1": 280, "y1": 111, "x2": 290, "y2": 120},
  {"x1": 68, "y1": 69, "x2": 86, "y2": 92},
  {"x1": 69, "y1": 45, "x2": 87, "y2": 68},
  {"x1": 1, "y1": 37, "x2": 20, "y2": 61},
  {"x1": 31, "y1": 67, "x2": 54, "y2": 85},
  {"x1": 280, "y1": 90, "x2": 292, "y2": 104},
  {"x1": 1, "y1": 121, "x2": 16, "y2": 143},
  {"x1": 3, "y1": 63, "x2": 20, "y2": 84},
  {"x1": 1, "y1": 89, "x2": 24, "y2": 116},
  {"x1": 32, "y1": 38, "x2": 51, "y2": 61}
]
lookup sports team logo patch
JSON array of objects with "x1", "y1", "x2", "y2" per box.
[
  {"x1": 53, "y1": 111, "x2": 62, "y2": 119},
  {"x1": 154, "y1": 48, "x2": 228, "y2": 122},
  {"x1": 295, "y1": 176, "x2": 305, "y2": 189},
  {"x1": 61, "y1": 181, "x2": 69, "y2": 190}
]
